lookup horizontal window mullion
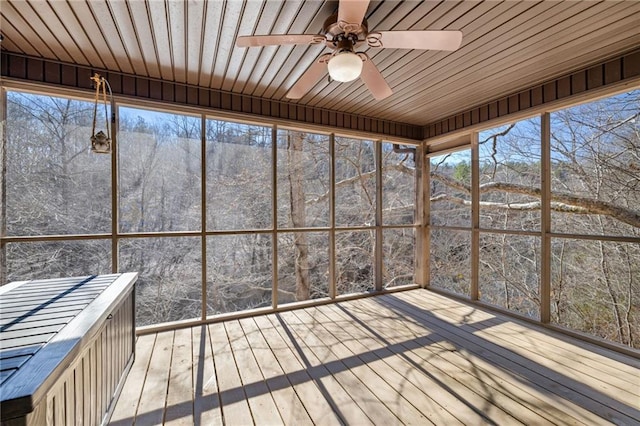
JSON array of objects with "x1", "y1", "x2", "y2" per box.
[
  {"x1": 549, "y1": 232, "x2": 640, "y2": 244},
  {"x1": 117, "y1": 231, "x2": 202, "y2": 239},
  {"x1": 429, "y1": 225, "x2": 472, "y2": 232},
  {"x1": 2, "y1": 234, "x2": 112, "y2": 243},
  {"x1": 478, "y1": 228, "x2": 542, "y2": 237}
]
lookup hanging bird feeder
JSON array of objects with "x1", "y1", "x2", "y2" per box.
[{"x1": 90, "y1": 73, "x2": 114, "y2": 154}]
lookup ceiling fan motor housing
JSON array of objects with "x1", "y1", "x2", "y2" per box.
[{"x1": 323, "y1": 13, "x2": 368, "y2": 49}]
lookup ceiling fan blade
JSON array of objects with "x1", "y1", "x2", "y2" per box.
[
  {"x1": 368, "y1": 30, "x2": 463, "y2": 51},
  {"x1": 359, "y1": 54, "x2": 392, "y2": 100},
  {"x1": 338, "y1": 0, "x2": 370, "y2": 30},
  {"x1": 286, "y1": 54, "x2": 331, "y2": 99},
  {"x1": 236, "y1": 34, "x2": 325, "y2": 47}
]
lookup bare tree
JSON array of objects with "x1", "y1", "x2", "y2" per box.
[{"x1": 429, "y1": 90, "x2": 639, "y2": 347}]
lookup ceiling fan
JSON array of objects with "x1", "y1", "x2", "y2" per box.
[{"x1": 236, "y1": 0, "x2": 462, "y2": 100}]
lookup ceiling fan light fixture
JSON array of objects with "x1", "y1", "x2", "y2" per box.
[{"x1": 327, "y1": 50, "x2": 363, "y2": 82}]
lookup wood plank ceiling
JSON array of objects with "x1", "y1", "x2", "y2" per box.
[{"x1": 1, "y1": 0, "x2": 640, "y2": 126}]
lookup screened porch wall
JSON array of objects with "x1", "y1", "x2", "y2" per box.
[{"x1": 1, "y1": 88, "x2": 418, "y2": 328}]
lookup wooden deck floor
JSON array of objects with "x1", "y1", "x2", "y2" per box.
[{"x1": 109, "y1": 289, "x2": 640, "y2": 425}]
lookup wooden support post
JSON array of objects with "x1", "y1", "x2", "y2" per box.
[
  {"x1": 111, "y1": 102, "x2": 119, "y2": 273},
  {"x1": 375, "y1": 140, "x2": 383, "y2": 291},
  {"x1": 271, "y1": 125, "x2": 279, "y2": 309},
  {"x1": 541, "y1": 113, "x2": 551, "y2": 323},
  {"x1": 471, "y1": 131, "x2": 480, "y2": 300},
  {"x1": 415, "y1": 145, "x2": 429, "y2": 288},
  {"x1": 201, "y1": 114, "x2": 207, "y2": 320},
  {"x1": 329, "y1": 133, "x2": 337, "y2": 299}
]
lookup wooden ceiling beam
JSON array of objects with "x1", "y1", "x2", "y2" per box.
[{"x1": 0, "y1": 51, "x2": 424, "y2": 143}]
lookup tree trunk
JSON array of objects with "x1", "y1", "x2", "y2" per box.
[
  {"x1": 287, "y1": 132, "x2": 310, "y2": 301},
  {"x1": 598, "y1": 241, "x2": 628, "y2": 345}
]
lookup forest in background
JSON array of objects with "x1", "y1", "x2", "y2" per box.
[
  {"x1": 2, "y1": 89, "x2": 638, "y2": 349},
  {"x1": 430, "y1": 90, "x2": 639, "y2": 348}
]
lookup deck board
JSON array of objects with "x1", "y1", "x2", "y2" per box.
[
  {"x1": 225, "y1": 320, "x2": 283, "y2": 425},
  {"x1": 401, "y1": 292, "x2": 640, "y2": 400},
  {"x1": 109, "y1": 334, "x2": 156, "y2": 425},
  {"x1": 402, "y1": 292, "x2": 639, "y2": 401},
  {"x1": 251, "y1": 315, "x2": 342, "y2": 426},
  {"x1": 134, "y1": 331, "x2": 173, "y2": 425},
  {"x1": 279, "y1": 309, "x2": 402, "y2": 425},
  {"x1": 191, "y1": 324, "x2": 224, "y2": 426},
  {"x1": 378, "y1": 293, "x2": 640, "y2": 425},
  {"x1": 110, "y1": 289, "x2": 640, "y2": 425},
  {"x1": 290, "y1": 308, "x2": 434, "y2": 425},
  {"x1": 237, "y1": 318, "x2": 314, "y2": 425},
  {"x1": 265, "y1": 314, "x2": 375, "y2": 425},
  {"x1": 165, "y1": 327, "x2": 195, "y2": 425},
  {"x1": 339, "y1": 296, "x2": 595, "y2": 425},
  {"x1": 405, "y1": 291, "x2": 640, "y2": 382},
  {"x1": 311, "y1": 304, "x2": 525, "y2": 425},
  {"x1": 208, "y1": 322, "x2": 254, "y2": 425}
]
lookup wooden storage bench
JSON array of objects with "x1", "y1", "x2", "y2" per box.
[{"x1": 0, "y1": 273, "x2": 137, "y2": 425}]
